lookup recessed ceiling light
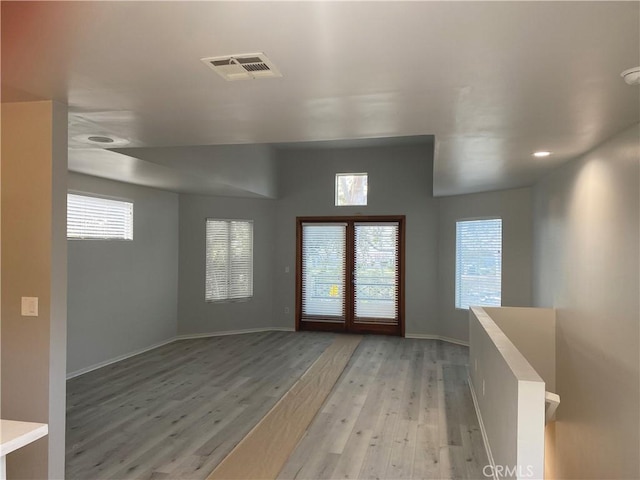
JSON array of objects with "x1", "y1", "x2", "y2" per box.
[
  {"x1": 533, "y1": 151, "x2": 552, "y2": 158},
  {"x1": 621, "y1": 66, "x2": 640, "y2": 86},
  {"x1": 72, "y1": 134, "x2": 130, "y2": 147},
  {"x1": 86, "y1": 136, "x2": 115, "y2": 144}
]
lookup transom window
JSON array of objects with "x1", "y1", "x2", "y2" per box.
[
  {"x1": 67, "y1": 193, "x2": 133, "y2": 240},
  {"x1": 205, "y1": 219, "x2": 253, "y2": 302},
  {"x1": 455, "y1": 218, "x2": 502, "y2": 309},
  {"x1": 335, "y1": 173, "x2": 368, "y2": 206}
]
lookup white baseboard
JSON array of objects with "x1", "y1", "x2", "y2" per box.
[
  {"x1": 66, "y1": 336, "x2": 177, "y2": 380},
  {"x1": 404, "y1": 333, "x2": 469, "y2": 347},
  {"x1": 67, "y1": 328, "x2": 296, "y2": 380},
  {"x1": 468, "y1": 374, "x2": 496, "y2": 480},
  {"x1": 176, "y1": 327, "x2": 294, "y2": 340},
  {"x1": 68, "y1": 329, "x2": 462, "y2": 380}
]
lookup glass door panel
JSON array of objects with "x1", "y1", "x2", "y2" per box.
[
  {"x1": 353, "y1": 222, "x2": 399, "y2": 325},
  {"x1": 300, "y1": 223, "x2": 347, "y2": 323},
  {"x1": 297, "y1": 217, "x2": 404, "y2": 336}
]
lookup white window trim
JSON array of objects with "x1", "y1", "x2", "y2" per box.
[
  {"x1": 205, "y1": 218, "x2": 254, "y2": 303},
  {"x1": 454, "y1": 217, "x2": 503, "y2": 311}
]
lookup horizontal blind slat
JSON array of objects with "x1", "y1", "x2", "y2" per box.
[
  {"x1": 301, "y1": 223, "x2": 346, "y2": 318},
  {"x1": 206, "y1": 219, "x2": 253, "y2": 302},
  {"x1": 67, "y1": 193, "x2": 133, "y2": 240},
  {"x1": 354, "y1": 223, "x2": 399, "y2": 322},
  {"x1": 455, "y1": 219, "x2": 502, "y2": 309}
]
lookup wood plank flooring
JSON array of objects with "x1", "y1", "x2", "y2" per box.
[
  {"x1": 66, "y1": 331, "x2": 335, "y2": 480},
  {"x1": 209, "y1": 335, "x2": 362, "y2": 480},
  {"x1": 66, "y1": 333, "x2": 488, "y2": 480},
  {"x1": 278, "y1": 336, "x2": 489, "y2": 480}
]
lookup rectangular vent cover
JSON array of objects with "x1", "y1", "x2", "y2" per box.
[{"x1": 201, "y1": 53, "x2": 282, "y2": 81}]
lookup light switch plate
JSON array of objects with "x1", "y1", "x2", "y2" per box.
[{"x1": 21, "y1": 297, "x2": 39, "y2": 317}]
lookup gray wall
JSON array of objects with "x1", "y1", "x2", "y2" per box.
[
  {"x1": 532, "y1": 124, "x2": 639, "y2": 479},
  {"x1": 67, "y1": 173, "x2": 179, "y2": 375},
  {"x1": 175, "y1": 144, "x2": 535, "y2": 343},
  {"x1": 273, "y1": 143, "x2": 439, "y2": 335},
  {"x1": 177, "y1": 194, "x2": 277, "y2": 334},
  {"x1": 437, "y1": 188, "x2": 533, "y2": 342},
  {"x1": 70, "y1": 144, "x2": 536, "y2": 353}
]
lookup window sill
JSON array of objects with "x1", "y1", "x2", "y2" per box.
[{"x1": 205, "y1": 297, "x2": 252, "y2": 304}]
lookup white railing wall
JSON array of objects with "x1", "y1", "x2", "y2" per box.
[
  {"x1": 469, "y1": 307, "x2": 555, "y2": 480},
  {"x1": 483, "y1": 307, "x2": 556, "y2": 391}
]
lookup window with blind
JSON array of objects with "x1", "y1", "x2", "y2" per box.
[
  {"x1": 67, "y1": 193, "x2": 133, "y2": 240},
  {"x1": 455, "y1": 218, "x2": 502, "y2": 309},
  {"x1": 205, "y1": 219, "x2": 253, "y2": 302},
  {"x1": 301, "y1": 223, "x2": 347, "y2": 320},
  {"x1": 354, "y1": 222, "x2": 399, "y2": 323}
]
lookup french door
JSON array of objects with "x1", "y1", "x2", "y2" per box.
[{"x1": 295, "y1": 216, "x2": 405, "y2": 336}]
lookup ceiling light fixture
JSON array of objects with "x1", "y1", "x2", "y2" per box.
[
  {"x1": 72, "y1": 134, "x2": 130, "y2": 147},
  {"x1": 87, "y1": 136, "x2": 115, "y2": 144},
  {"x1": 533, "y1": 151, "x2": 552, "y2": 158},
  {"x1": 621, "y1": 67, "x2": 640, "y2": 86}
]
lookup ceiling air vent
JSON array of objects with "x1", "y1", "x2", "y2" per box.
[{"x1": 201, "y1": 53, "x2": 282, "y2": 81}]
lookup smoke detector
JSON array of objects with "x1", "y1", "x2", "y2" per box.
[
  {"x1": 621, "y1": 67, "x2": 640, "y2": 86},
  {"x1": 201, "y1": 53, "x2": 282, "y2": 81}
]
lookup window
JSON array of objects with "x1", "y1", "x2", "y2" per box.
[
  {"x1": 455, "y1": 218, "x2": 502, "y2": 309},
  {"x1": 206, "y1": 219, "x2": 253, "y2": 302},
  {"x1": 335, "y1": 173, "x2": 368, "y2": 206},
  {"x1": 67, "y1": 193, "x2": 133, "y2": 240}
]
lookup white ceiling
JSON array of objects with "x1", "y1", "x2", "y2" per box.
[{"x1": 2, "y1": 1, "x2": 639, "y2": 196}]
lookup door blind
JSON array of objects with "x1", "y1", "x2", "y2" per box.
[
  {"x1": 354, "y1": 222, "x2": 399, "y2": 323},
  {"x1": 455, "y1": 218, "x2": 502, "y2": 309},
  {"x1": 301, "y1": 223, "x2": 347, "y2": 320}
]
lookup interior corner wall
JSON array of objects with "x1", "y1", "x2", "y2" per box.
[
  {"x1": 532, "y1": 123, "x2": 640, "y2": 479},
  {"x1": 1, "y1": 100, "x2": 67, "y2": 479},
  {"x1": 67, "y1": 173, "x2": 179, "y2": 375},
  {"x1": 48, "y1": 101, "x2": 68, "y2": 479},
  {"x1": 273, "y1": 144, "x2": 439, "y2": 335},
  {"x1": 177, "y1": 194, "x2": 277, "y2": 335},
  {"x1": 437, "y1": 188, "x2": 533, "y2": 342}
]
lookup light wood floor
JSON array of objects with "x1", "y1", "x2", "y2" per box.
[
  {"x1": 66, "y1": 331, "x2": 335, "y2": 480},
  {"x1": 66, "y1": 332, "x2": 488, "y2": 480},
  {"x1": 279, "y1": 336, "x2": 488, "y2": 480}
]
